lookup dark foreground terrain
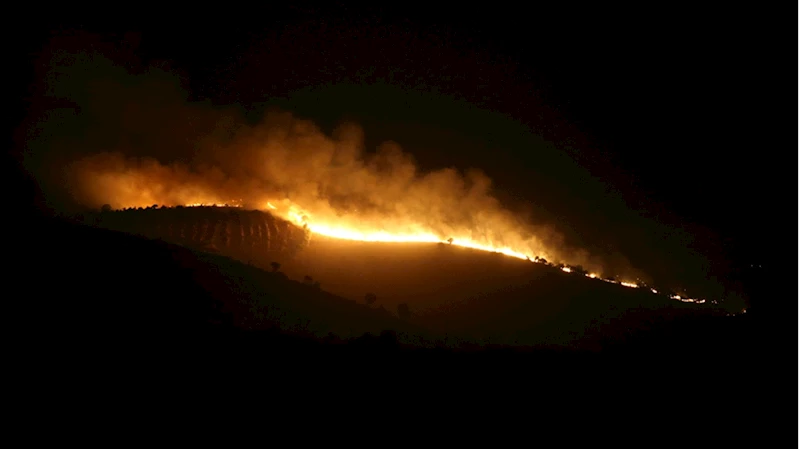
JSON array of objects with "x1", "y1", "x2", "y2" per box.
[
  {"x1": 83, "y1": 206, "x2": 747, "y2": 350},
  {"x1": 7, "y1": 212, "x2": 761, "y2": 369}
]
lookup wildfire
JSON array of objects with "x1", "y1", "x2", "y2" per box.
[
  {"x1": 185, "y1": 202, "x2": 241, "y2": 208},
  {"x1": 668, "y1": 294, "x2": 704, "y2": 304},
  {"x1": 258, "y1": 201, "x2": 707, "y2": 302},
  {"x1": 143, "y1": 200, "x2": 717, "y2": 308},
  {"x1": 36, "y1": 94, "x2": 726, "y2": 312},
  {"x1": 185, "y1": 199, "x2": 243, "y2": 208},
  {"x1": 264, "y1": 200, "x2": 544, "y2": 260}
]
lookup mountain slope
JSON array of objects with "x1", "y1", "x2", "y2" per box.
[
  {"x1": 16, "y1": 216, "x2": 434, "y2": 351},
  {"x1": 280, "y1": 235, "x2": 730, "y2": 347}
]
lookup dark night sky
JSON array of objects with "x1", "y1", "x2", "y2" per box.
[{"x1": 9, "y1": 5, "x2": 793, "y2": 311}]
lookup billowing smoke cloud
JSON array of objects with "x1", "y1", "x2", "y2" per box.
[{"x1": 21, "y1": 31, "x2": 654, "y2": 283}]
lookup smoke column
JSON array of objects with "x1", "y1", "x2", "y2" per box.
[{"x1": 20, "y1": 31, "x2": 679, "y2": 285}]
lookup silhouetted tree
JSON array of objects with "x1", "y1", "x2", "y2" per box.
[
  {"x1": 397, "y1": 303, "x2": 411, "y2": 320},
  {"x1": 364, "y1": 293, "x2": 377, "y2": 306},
  {"x1": 270, "y1": 262, "x2": 281, "y2": 272},
  {"x1": 101, "y1": 204, "x2": 112, "y2": 213},
  {"x1": 379, "y1": 330, "x2": 398, "y2": 349},
  {"x1": 447, "y1": 237, "x2": 454, "y2": 245},
  {"x1": 303, "y1": 275, "x2": 313, "y2": 285},
  {"x1": 324, "y1": 332, "x2": 340, "y2": 345}
]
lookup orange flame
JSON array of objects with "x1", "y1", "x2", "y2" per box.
[
  {"x1": 98, "y1": 200, "x2": 718, "y2": 308},
  {"x1": 274, "y1": 201, "x2": 545, "y2": 260},
  {"x1": 223, "y1": 201, "x2": 712, "y2": 306}
]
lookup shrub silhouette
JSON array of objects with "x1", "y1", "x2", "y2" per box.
[
  {"x1": 379, "y1": 330, "x2": 398, "y2": 349},
  {"x1": 397, "y1": 303, "x2": 411, "y2": 320},
  {"x1": 270, "y1": 262, "x2": 281, "y2": 273},
  {"x1": 364, "y1": 293, "x2": 377, "y2": 306}
]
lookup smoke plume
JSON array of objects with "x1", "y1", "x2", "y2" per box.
[{"x1": 21, "y1": 31, "x2": 656, "y2": 282}]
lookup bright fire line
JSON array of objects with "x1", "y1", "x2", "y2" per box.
[
  {"x1": 168, "y1": 202, "x2": 715, "y2": 307},
  {"x1": 304, "y1": 222, "x2": 532, "y2": 259}
]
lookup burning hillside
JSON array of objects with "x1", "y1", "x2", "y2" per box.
[
  {"x1": 19, "y1": 34, "x2": 741, "y2": 312},
  {"x1": 48, "y1": 117, "x2": 722, "y2": 306},
  {"x1": 84, "y1": 202, "x2": 717, "y2": 310},
  {"x1": 64, "y1": 142, "x2": 573, "y2": 268}
]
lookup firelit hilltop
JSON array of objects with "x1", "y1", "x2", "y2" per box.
[{"x1": 79, "y1": 205, "x2": 312, "y2": 269}]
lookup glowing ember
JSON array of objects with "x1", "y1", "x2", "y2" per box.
[
  {"x1": 185, "y1": 199, "x2": 243, "y2": 208},
  {"x1": 620, "y1": 281, "x2": 638, "y2": 288},
  {"x1": 561, "y1": 267, "x2": 572, "y2": 273},
  {"x1": 185, "y1": 202, "x2": 240, "y2": 208}
]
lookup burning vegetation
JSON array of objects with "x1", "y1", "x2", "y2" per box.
[
  {"x1": 46, "y1": 115, "x2": 721, "y2": 307},
  {"x1": 20, "y1": 34, "x2": 736, "y2": 311},
  {"x1": 85, "y1": 202, "x2": 718, "y2": 308}
]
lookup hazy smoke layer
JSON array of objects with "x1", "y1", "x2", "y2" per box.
[{"x1": 21, "y1": 32, "x2": 659, "y2": 283}]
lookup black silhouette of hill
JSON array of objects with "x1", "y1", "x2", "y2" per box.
[
  {"x1": 14, "y1": 208, "x2": 756, "y2": 372},
  {"x1": 18, "y1": 215, "x2": 434, "y2": 349},
  {"x1": 66, "y1": 206, "x2": 752, "y2": 353},
  {"x1": 86, "y1": 206, "x2": 736, "y2": 347}
]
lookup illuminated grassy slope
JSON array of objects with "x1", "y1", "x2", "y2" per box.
[
  {"x1": 281, "y1": 235, "x2": 727, "y2": 347},
  {"x1": 77, "y1": 206, "x2": 729, "y2": 348},
  {"x1": 29, "y1": 212, "x2": 744, "y2": 352}
]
